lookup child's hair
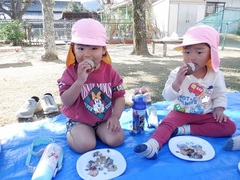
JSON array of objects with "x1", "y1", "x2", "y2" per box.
[
  {"x1": 66, "y1": 18, "x2": 111, "y2": 67},
  {"x1": 175, "y1": 25, "x2": 220, "y2": 72}
]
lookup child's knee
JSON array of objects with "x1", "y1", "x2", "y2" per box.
[
  {"x1": 67, "y1": 132, "x2": 96, "y2": 153},
  {"x1": 228, "y1": 120, "x2": 237, "y2": 135},
  {"x1": 105, "y1": 132, "x2": 125, "y2": 147}
]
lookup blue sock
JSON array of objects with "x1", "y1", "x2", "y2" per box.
[{"x1": 134, "y1": 139, "x2": 159, "y2": 159}]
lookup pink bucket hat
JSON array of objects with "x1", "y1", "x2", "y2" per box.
[
  {"x1": 66, "y1": 18, "x2": 111, "y2": 67},
  {"x1": 175, "y1": 25, "x2": 220, "y2": 72},
  {"x1": 71, "y1": 18, "x2": 107, "y2": 46}
]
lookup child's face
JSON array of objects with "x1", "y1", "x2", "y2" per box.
[
  {"x1": 182, "y1": 43, "x2": 211, "y2": 71},
  {"x1": 73, "y1": 44, "x2": 107, "y2": 68}
]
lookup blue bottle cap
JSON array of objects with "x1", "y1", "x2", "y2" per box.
[{"x1": 132, "y1": 94, "x2": 146, "y2": 110}]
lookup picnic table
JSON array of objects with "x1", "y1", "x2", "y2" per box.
[{"x1": 151, "y1": 38, "x2": 183, "y2": 57}]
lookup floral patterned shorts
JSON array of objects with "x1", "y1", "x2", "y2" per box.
[{"x1": 66, "y1": 119, "x2": 102, "y2": 133}]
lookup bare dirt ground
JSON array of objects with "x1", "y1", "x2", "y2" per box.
[{"x1": 0, "y1": 42, "x2": 239, "y2": 126}]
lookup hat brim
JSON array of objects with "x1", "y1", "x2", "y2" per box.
[
  {"x1": 71, "y1": 37, "x2": 106, "y2": 46},
  {"x1": 174, "y1": 40, "x2": 208, "y2": 51},
  {"x1": 174, "y1": 41, "x2": 220, "y2": 72},
  {"x1": 66, "y1": 43, "x2": 111, "y2": 67}
]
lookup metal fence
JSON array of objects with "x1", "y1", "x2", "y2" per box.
[
  {"x1": 0, "y1": 19, "x2": 134, "y2": 45},
  {"x1": 1, "y1": 17, "x2": 239, "y2": 49},
  {"x1": 24, "y1": 19, "x2": 77, "y2": 44},
  {"x1": 197, "y1": 8, "x2": 240, "y2": 50}
]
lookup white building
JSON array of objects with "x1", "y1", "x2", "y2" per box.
[{"x1": 152, "y1": 0, "x2": 240, "y2": 37}]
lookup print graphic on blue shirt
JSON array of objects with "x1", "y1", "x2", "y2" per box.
[{"x1": 84, "y1": 87, "x2": 111, "y2": 120}]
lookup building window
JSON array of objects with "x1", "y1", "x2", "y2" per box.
[{"x1": 205, "y1": 2, "x2": 226, "y2": 17}]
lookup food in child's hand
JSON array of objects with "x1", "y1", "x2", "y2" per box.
[
  {"x1": 86, "y1": 59, "x2": 94, "y2": 72},
  {"x1": 186, "y1": 62, "x2": 195, "y2": 75}
]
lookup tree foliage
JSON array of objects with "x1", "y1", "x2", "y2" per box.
[
  {"x1": 0, "y1": 20, "x2": 24, "y2": 45},
  {"x1": 0, "y1": 0, "x2": 34, "y2": 20},
  {"x1": 63, "y1": 1, "x2": 88, "y2": 13}
]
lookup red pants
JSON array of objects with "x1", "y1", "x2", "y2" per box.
[{"x1": 151, "y1": 110, "x2": 236, "y2": 149}]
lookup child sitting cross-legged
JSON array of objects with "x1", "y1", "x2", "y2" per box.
[{"x1": 134, "y1": 25, "x2": 236, "y2": 159}]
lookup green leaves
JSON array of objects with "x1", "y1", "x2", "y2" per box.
[{"x1": 0, "y1": 20, "x2": 24, "y2": 45}]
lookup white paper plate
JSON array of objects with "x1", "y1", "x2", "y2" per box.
[
  {"x1": 76, "y1": 148, "x2": 126, "y2": 180},
  {"x1": 169, "y1": 136, "x2": 215, "y2": 161}
]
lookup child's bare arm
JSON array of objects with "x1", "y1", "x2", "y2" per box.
[{"x1": 107, "y1": 97, "x2": 125, "y2": 132}]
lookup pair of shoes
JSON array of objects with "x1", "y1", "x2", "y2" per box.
[
  {"x1": 40, "y1": 93, "x2": 59, "y2": 115},
  {"x1": 16, "y1": 93, "x2": 59, "y2": 118}
]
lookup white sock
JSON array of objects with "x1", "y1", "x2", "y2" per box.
[
  {"x1": 134, "y1": 138, "x2": 159, "y2": 159},
  {"x1": 177, "y1": 124, "x2": 191, "y2": 135},
  {"x1": 224, "y1": 136, "x2": 240, "y2": 151}
]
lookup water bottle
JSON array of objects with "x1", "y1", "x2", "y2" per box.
[
  {"x1": 31, "y1": 143, "x2": 63, "y2": 180},
  {"x1": 130, "y1": 94, "x2": 147, "y2": 135},
  {"x1": 146, "y1": 106, "x2": 159, "y2": 128}
]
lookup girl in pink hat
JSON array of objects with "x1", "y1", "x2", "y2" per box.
[
  {"x1": 134, "y1": 25, "x2": 236, "y2": 159},
  {"x1": 57, "y1": 18, "x2": 125, "y2": 153}
]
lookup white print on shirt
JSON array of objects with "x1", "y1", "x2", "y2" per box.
[
  {"x1": 58, "y1": 82, "x2": 65, "y2": 89},
  {"x1": 81, "y1": 83, "x2": 112, "y2": 99}
]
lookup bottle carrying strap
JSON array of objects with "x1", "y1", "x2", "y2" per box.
[{"x1": 25, "y1": 137, "x2": 63, "y2": 177}]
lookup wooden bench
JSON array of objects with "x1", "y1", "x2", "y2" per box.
[
  {"x1": 0, "y1": 46, "x2": 22, "y2": 52},
  {"x1": 151, "y1": 39, "x2": 183, "y2": 57}
]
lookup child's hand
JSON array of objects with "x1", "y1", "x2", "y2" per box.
[
  {"x1": 76, "y1": 61, "x2": 92, "y2": 83},
  {"x1": 106, "y1": 116, "x2": 121, "y2": 132},
  {"x1": 172, "y1": 64, "x2": 188, "y2": 92},
  {"x1": 213, "y1": 107, "x2": 228, "y2": 123}
]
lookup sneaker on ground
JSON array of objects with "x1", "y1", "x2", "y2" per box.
[
  {"x1": 41, "y1": 93, "x2": 59, "y2": 115},
  {"x1": 16, "y1": 96, "x2": 40, "y2": 118}
]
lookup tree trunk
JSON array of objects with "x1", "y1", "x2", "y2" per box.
[
  {"x1": 131, "y1": 0, "x2": 150, "y2": 56},
  {"x1": 39, "y1": 0, "x2": 58, "y2": 61}
]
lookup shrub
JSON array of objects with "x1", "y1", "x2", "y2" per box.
[{"x1": 0, "y1": 20, "x2": 24, "y2": 46}]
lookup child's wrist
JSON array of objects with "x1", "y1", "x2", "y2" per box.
[
  {"x1": 172, "y1": 82, "x2": 180, "y2": 92},
  {"x1": 214, "y1": 107, "x2": 225, "y2": 112},
  {"x1": 110, "y1": 114, "x2": 121, "y2": 120},
  {"x1": 74, "y1": 79, "x2": 84, "y2": 88}
]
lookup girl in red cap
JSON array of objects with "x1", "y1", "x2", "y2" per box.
[
  {"x1": 134, "y1": 25, "x2": 236, "y2": 159},
  {"x1": 57, "y1": 18, "x2": 125, "y2": 153}
]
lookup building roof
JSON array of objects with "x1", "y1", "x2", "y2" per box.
[{"x1": 22, "y1": 1, "x2": 79, "y2": 20}]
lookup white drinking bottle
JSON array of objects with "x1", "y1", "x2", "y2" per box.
[
  {"x1": 26, "y1": 138, "x2": 63, "y2": 180},
  {"x1": 31, "y1": 142, "x2": 63, "y2": 180}
]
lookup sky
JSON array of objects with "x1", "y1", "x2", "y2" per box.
[{"x1": 54, "y1": 0, "x2": 102, "y2": 12}]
